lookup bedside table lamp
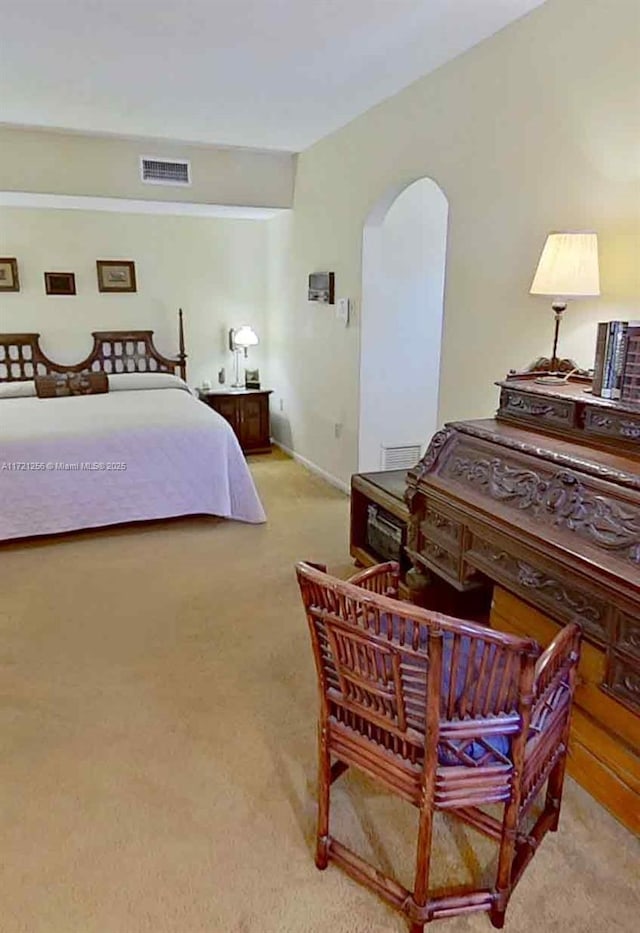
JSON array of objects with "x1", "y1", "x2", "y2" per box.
[
  {"x1": 229, "y1": 325, "x2": 259, "y2": 388},
  {"x1": 529, "y1": 232, "x2": 600, "y2": 381}
]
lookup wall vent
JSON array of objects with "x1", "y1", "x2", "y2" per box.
[
  {"x1": 380, "y1": 444, "x2": 421, "y2": 471},
  {"x1": 140, "y1": 156, "x2": 191, "y2": 186}
]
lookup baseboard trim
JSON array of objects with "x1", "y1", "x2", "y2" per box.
[{"x1": 272, "y1": 440, "x2": 349, "y2": 495}]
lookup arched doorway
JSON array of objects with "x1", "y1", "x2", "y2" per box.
[{"x1": 359, "y1": 177, "x2": 448, "y2": 473}]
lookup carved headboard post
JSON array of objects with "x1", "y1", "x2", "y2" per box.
[{"x1": 177, "y1": 308, "x2": 187, "y2": 382}]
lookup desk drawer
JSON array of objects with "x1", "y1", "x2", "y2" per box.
[
  {"x1": 420, "y1": 500, "x2": 463, "y2": 551},
  {"x1": 465, "y1": 527, "x2": 610, "y2": 645}
]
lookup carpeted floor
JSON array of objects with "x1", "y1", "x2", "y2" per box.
[{"x1": 1, "y1": 450, "x2": 637, "y2": 933}]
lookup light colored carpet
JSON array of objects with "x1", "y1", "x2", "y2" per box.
[{"x1": 0, "y1": 450, "x2": 637, "y2": 933}]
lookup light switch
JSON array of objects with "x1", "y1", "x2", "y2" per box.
[{"x1": 336, "y1": 297, "x2": 350, "y2": 326}]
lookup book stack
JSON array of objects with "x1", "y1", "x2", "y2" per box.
[{"x1": 592, "y1": 321, "x2": 640, "y2": 402}]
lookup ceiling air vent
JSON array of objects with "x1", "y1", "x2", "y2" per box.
[
  {"x1": 140, "y1": 156, "x2": 191, "y2": 186},
  {"x1": 380, "y1": 444, "x2": 422, "y2": 471}
]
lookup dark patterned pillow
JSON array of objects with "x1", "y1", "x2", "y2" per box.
[
  {"x1": 68, "y1": 372, "x2": 108, "y2": 395},
  {"x1": 35, "y1": 372, "x2": 109, "y2": 398},
  {"x1": 34, "y1": 374, "x2": 71, "y2": 397}
]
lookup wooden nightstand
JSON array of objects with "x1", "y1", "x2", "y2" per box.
[{"x1": 198, "y1": 388, "x2": 272, "y2": 454}]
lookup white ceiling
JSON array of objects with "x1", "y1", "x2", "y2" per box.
[{"x1": 0, "y1": 0, "x2": 546, "y2": 152}]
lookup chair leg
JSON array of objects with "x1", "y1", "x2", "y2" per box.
[
  {"x1": 408, "y1": 801, "x2": 434, "y2": 931},
  {"x1": 545, "y1": 750, "x2": 568, "y2": 832},
  {"x1": 491, "y1": 797, "x2": 518, "y2": 927},
  {"x1": 316, "y1": 723, "x2": 331, "y2": 870}
]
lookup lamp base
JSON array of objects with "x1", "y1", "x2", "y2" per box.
[{"x1": 523, "y1": 356, "x2": 590, "y2": 377}]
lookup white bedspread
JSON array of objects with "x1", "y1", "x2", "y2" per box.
[{"x1": 0, "y1": 385, "x2": 266, "y2": 540}]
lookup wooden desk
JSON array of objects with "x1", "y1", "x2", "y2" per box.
[{"x1": 406, "y1": 375, "x2": 639, "y2": 833}]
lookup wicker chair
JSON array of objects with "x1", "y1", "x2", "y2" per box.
[{"x1": 296, "y1": 560, "x2": 581, "y2": 930}]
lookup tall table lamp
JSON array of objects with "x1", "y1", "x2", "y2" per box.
[
  {"x1": 529, "y1": 231, "x2": 600, "y2": 381},
  {"x1": 229, "y1": 325, "x2": 259, "y2": 388}
]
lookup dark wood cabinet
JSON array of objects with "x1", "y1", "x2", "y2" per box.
[{"x1": 198, "y1": 388, "x2": 272, "y2": 454}]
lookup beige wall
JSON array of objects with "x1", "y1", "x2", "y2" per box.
[
  {"x1": 0, "y1": 207, "x2": 268, "y2": 388},
  {"x1": 0, "y1": 126, "x2": 295, "y2": 208},
  {"x1": 267, "y1": 0, "x2": 640, "y2": 485}
]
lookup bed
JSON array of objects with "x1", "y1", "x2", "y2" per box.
[{"x1": 0, "y1": 317, "x2": 266, "y2": 541}]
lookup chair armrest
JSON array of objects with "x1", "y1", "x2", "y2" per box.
[
  {"x1": 346, "y1": 561, "x2": 400, "y2": 598},
  {"x1": 530, "y1": 622, "x2": 582, "y2": 733}
]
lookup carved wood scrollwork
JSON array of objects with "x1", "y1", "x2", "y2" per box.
[
  {"x1": 420, "y1": 505, "x2": 462, "y2": 547},
  {"x1": 615, "y1": 612, "x2": 640, "y2": 661},
  {"x1": 584, "y1": 409, "x2": 640, "y2": 442},
  {"x1": 417, "y1": 540, "x2": 459, "y2": 578},
  {"x1": 500, "y1": 390, "x2": 573, "y2": 425},
  {"x1": 466, "y1": 536, "x2": 608, "y2": 640},
  {"x1": 405, "y1": 426, "x2": 454, "y2": 509},
  {"x1": 607, "y1": 655, "x2": 640, "y2": 714},
  {"x1": 447, "y1": 455, "x2": 640, "y2": 565}
]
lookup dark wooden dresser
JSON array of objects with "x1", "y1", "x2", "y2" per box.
[
  {"x1": 198, "y1": 388, "x2": 272, "y2": 454},
  {"x1": 406, "y1": 374, "x2": 639, "y2": 833}
]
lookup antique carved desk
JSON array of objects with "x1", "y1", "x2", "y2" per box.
[{"x1": 406, "y1": 374, "x2": 639, "y2": 833}]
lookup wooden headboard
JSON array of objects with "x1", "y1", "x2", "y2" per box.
[{"x1": 0, "y1": 310, "x2": 187, "y2": 383}]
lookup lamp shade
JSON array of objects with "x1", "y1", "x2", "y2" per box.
[
  {"x1": 530, "y1": 232, "x2": 600, "y2": 298},
  {"x1": 233, "y1": 325, "x2": 259, "y2": 349}
]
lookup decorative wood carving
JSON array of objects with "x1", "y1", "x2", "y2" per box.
[
  {"x1": 457, "y1": 421, "x2": 640, "y2": 491},
  {"x1": 615, "y1": 612, "x2": 640, "y2": 661},
  {"x1": 606, "y1": 655, "x2": 640, "y2": 712},
  {"x1": 405, "y1": 426, "x2": 454, "y2": 508},
  {"x1": 584, "y1": 409, "x2": 640, "y2": 442},
  {"x1": 496, "y1": 376, "x2": 640, "y2": 455},
  {"x1": 446, "y1": 452, "x2": 640, "y2": 566},
  {"x1": 420, "y1": 504, "x2": 462, "y2": 547},
  {"x1": 465, "y1": 535, "x2": 608, "y2": 643},
  {"x1": 416, "y1": 539, "x2": 459, "y2": 578},
  {"x1": 500, "y1": 388, "x2": 573, "y2": 426}
]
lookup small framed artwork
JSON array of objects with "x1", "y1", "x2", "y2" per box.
[
  {"x1": 44, "y1": 272, "x2": 76, "y2": 295},
  {"x1": 0, "y1": 258, "x2": 20, "y2": 292},
  {"x1": 308, "y1": 271, "x2": 335, "y2": 304},
  {"x1": 245, "y1": 368, "x2": 261, "y2": 389},
  {"x1": 97, "y1": 260, "x2": 137, "y2": 293}
]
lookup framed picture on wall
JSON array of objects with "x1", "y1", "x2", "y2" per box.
[
  {"x1": 308, "y1": 271, "x2": 335, "y2": 304},
  {"x1": 0, "y1": 258, "x2": 20, "y2": 292},
  {"x1": 97, "y1": 260, "x2": 137, "y2": 293},
  {"x1": 44, "y1": 272, "x2": 76, "y2": 295}
]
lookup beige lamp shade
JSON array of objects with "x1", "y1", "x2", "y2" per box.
[
  {"x1": 233, "y1": 325, "x2": 259, "y2": 349},
  {"x1": 530, "y1": 232, "x2": 600, "y2": 298}
]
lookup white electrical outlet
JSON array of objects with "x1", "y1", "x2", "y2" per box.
[
  {"x1": 334, "y1": 422, "x2": 343, "y2": 439},
  {"x1": 279, "y1": 398, "x2": 284, "y2": 412}
]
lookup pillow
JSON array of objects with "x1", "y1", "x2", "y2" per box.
[
  {"x1": 35, "y1": 372, "x2": 109, "y2": 398},
  {"x1": 68, "y1": 372, "x2": 108, "y2": 395},
  {"x1": 35, "y1": 374, "x2": 72, "y2": 398},
  {"x1": 0, "y1": 380, "x2": 37, "y2": 399},
  {"x1": 107, "y1": 372, "x2": 191, "y2": 393}
]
